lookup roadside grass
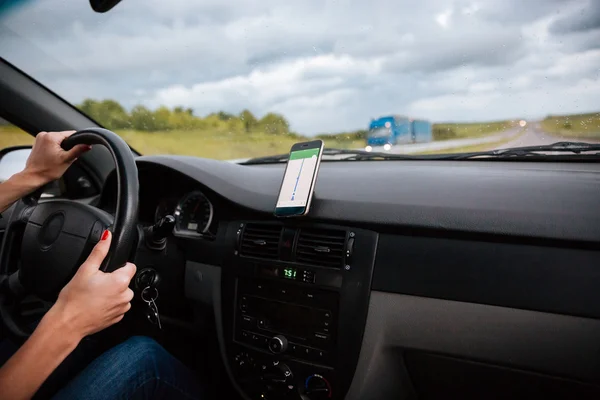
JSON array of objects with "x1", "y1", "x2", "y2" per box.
[
  {"x1": 540, "y1": 112, "x2": 600, "y2": 139},
  {"x1": 0, "y1": 120, "x2": 522, "y2": 160},
  {"x1": 433, "y1": 120, "x2": 517, "y2": 141},
  {"x1": 117, "y1": 129, "x2": 362, "y2": 159},
  {"x1": 0, "y1": 125, "x2": 34, "y2": 148},
  {"x1": 0, "y1": 125, "x2": 362, "y2": 160}
]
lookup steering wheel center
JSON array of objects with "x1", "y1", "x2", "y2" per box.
[{"x1": 19, "y1": 201, "x2": 112, "y2": 300}]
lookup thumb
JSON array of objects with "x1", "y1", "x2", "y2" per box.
[
  {"x1": 64, "y1": 144, "x2": 92, "y2": 162},
  {"x1": 82, "y1": 230, "x2": 112, "y2": 271},
  {"x1": 110, "y1": 262, "x2": 137, "y2": 287}
]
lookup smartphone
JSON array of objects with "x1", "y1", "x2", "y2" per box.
[{"x1": 274, "y1": 140, "x2": 324, "y2": 217}]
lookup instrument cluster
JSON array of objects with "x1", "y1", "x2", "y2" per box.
[{"x1": 154, "y1": 190, "x2": 214, "y2": 237}]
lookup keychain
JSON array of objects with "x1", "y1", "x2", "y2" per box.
[{"x1": 141, "y1": 286, "x2": 162, "y2": 330}]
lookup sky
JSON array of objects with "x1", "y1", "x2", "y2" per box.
[{"x1": 0, "y1": 0, "x2": 599, "y2": 135}]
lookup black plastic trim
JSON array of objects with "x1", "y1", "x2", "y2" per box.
[
  {"x1": 372, "y1": 234, "x2": 600, "y2": 318},
  {"x1": 133, "y1": 157, "x2": 600, "y2": 244}
]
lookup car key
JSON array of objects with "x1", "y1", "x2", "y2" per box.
[{"x1": 141, "y1": 286, "x2": 162, "y2": 329}]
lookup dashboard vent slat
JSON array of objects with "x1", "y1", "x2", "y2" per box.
[
  {"x1": 296, "y1": 228, "x2": 346, "y2": 268},
  {"x1": 239, "y1": 223, "x2": 282, "y2": 260}
]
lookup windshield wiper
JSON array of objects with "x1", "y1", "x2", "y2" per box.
[
  {"x1": 441, "y1": 141, "x2": 600, "y2": 160},
  {"x1": 240, "y1": 148, "x2": 422, "y2": 164},
  {"x1": 240, "y1": 142, "x2": 600, "y2": 165}
]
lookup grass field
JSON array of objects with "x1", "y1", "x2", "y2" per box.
[
  {"x1": 0, "y1": 120, "x2": 517, "y2": 160},
  {"x1": 117, "y1": 129, "x2": 363, "y2": 159},
  {"x1": 0, "y1": 125, "x2": 362, "y2": 160},
  {"x1": 540, "y1": 112, "x2": 600, "y2": 139},
  {"x1": 0, "y1": 125, "x2": 35, "y2": 148},
  {"x1": 433, "y1": 120, "x2": 517, "y2": 141}
]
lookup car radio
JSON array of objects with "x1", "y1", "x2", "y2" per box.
[{"x1": 234, "y1": 277, "x2": 339, "y2": 366}]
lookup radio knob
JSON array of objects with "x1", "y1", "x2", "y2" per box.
[{"x1": 268, "y1": 335, "x2": 288, "y2": 354}]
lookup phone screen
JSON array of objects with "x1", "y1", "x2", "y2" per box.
[{"x1": 275, "y1": 141, "x2": 323, "y2": 217}]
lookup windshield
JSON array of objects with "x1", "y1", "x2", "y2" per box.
[
  {"x1": 368, "y1": 128, "x2": 391, "y2": 138},
  {"x1": 1, "y1": 0, "x2": 599, "y2": 161}
]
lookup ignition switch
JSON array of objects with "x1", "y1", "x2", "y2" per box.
[{"x1": 135, "y1": 267, "x2": 160, "y2": 290}]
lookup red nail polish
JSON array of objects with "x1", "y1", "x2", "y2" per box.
[{"x1": 101, "y1": 230, "x2": 109, "y2": 241}]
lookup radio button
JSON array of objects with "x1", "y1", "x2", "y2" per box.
[
  {"x1": 257, "y1": 319, "x2": 266, "y2": 329},
  {"x1": 240, "y1": 330, "x2": 251, "y2": 342},
  {"x1": 299, "y1": 346, "x2": 313, "y2": 358},
  {"x1": 288, "y1": 342, "x2": 299, "y2": 355},
  {"x1": 304, "y1": 291, "x2": 316, "y2": 301},
  {"x1": 320, "y1": 311, "x2": 331, "y2": 320},
  {"x1": 314, "y1": 332, "x2": 330, "y2": 341},
  {"x1": 268, "y1": 335, "x2": 288, "y2": 354},
  {"x1": 252, "y1": 282, "x2": 270, "y2": 295},
  {"x1": 241, "y1": 315, "x2": 255, "y2": 328},
  {"x1": 239, "y1": 296, "x2": 248, "y2": 312},
  {"x1": 314, "y1": 349, "x2": 327, "y2": 362},
  {"x1": 302, "y1": 270, "x2": 316, "y2": 283}
]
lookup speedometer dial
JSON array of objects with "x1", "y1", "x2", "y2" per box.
[{"x1": 174, "y1": 191, "x2": 213, "y2": 235}]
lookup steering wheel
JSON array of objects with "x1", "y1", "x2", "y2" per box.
[{"x1": 0, "y1": 128, "x2": 139, "y2": 340}]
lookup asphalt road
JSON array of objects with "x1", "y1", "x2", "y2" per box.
[
  {"x1": 497, "y1": 123, "x2": 599, "y2": 149},
  {"x1": 366, "y1": 128, "x2": 523, "y2": 154}
]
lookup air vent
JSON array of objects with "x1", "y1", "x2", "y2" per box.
[
  {"x1": 296, "y1": 228, "x2": 346, "y2": 268},
  {"x1": 240, "y1": 223, "x2": 282, "y2": 259}
]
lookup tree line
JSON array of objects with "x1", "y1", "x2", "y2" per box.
[
  {"x1": 76, "y1": 98, "x2": 456, "y2": 142},
  {"x1": 78, "y1": 99, "x2": 293, "y2": 135}
]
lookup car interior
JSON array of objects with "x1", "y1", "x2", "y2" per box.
[{"x1": 1, "y1": 42, "x2": 600, "y2": 400}]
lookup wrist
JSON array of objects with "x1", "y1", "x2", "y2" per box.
[
  {"x1": 42, "y1": 303, "x2": 85, "y2": 346},
  {"x1": 18, "y1": 168, "x2": 50, "y2": 188}
]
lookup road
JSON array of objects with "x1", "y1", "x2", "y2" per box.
[
  {"x1": 367, "y1": 123, "x2": 599, "y2": 155},
  {"x1": 229, "y1": 124, "x2": 599, "y2": 163},
  {"x1": 497, "y1": 123, "x2": 600, "y2": 149},
  {"x1": 366, "y1": 128, "x2": 523, "y2": 154}
]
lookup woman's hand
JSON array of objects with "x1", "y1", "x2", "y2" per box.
[
  {"x1": 24, "y1": 130, "x2": 91, "y2": 186},
  {"x1": 0, "y1": 231, "x2": 136, "y2": 400},
  {"x1": 50, "y1": 230, "x2": 137, "y2": 340},
  {"x1": 0, "y1": 130, "x2": 91, "y2": 214}
]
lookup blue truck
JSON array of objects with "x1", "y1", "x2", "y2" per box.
[{"x1": 365, "y1": 115, "x2": 432, "y2": 150}]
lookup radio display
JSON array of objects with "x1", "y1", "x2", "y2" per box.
[
  {"x1": 246, "y1": 296, "x2": 325, "y2": 340},
  {"x1": 283, "y1": 267, "x2": 297, "y2": 279}
]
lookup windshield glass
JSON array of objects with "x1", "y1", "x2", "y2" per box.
[
  {"x1": 1, "y1": 0, "x2": 599, "y2": 161},
  {"x1": 368, "y1": 128, "x2": 391, "y2": 138}
]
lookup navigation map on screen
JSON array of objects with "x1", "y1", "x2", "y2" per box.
[{"x1": 276, "y1": 148, "x2": 320, "y2": 208}]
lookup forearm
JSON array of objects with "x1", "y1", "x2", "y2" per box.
[
  {"x1": 0, "y1": 170, "x2": 46, "y2": 213},
  {"x1": 0, "y1": 306, "x2": 81, "y2": 400}
]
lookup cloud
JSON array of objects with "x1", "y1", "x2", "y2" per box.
[
  {"x1": 549, "y1": 0, "x2": 600, "y2": 34},
  {"x1": 0, "y1": 0, "x2": 598, "y2": 135},
  {"x1": 148, "y1": 54, "x2": 384, "y2": 132}
]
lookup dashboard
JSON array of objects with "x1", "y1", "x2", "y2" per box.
[
  {"x1": 101, "y1": 163, "x2": 219, "y2": 238},
  {"x1": 99, "y1": 156, "x2": 600, "y2": 400}
]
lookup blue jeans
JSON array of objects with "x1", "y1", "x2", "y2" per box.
[{"x1": 1, "y1": 336, "x2": 206, "y2": 399}]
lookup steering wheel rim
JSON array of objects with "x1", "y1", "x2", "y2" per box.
[
  {"x1": 61, "y1": 128, "x2": 139, "y2": 271},
  {"x1": 0, "y1": 127, "x2": 139, "y2": 340}
]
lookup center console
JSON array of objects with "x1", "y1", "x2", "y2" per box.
[{"x1": 220, "y1": 221, "x2": 378, "y2": 400}]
